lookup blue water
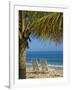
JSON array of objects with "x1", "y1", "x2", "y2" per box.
[{"x1": 26, "y1": 51, "x2": 63, "y2": 65}]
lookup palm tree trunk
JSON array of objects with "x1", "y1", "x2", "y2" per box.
[
  {"x1": 19, "y1": 39, "x2": 26, "y2": 79},
  {"x1": 19, "y1": 11, "x2": 26, "y2": 79}
]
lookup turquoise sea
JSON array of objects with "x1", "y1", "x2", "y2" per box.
[{"x1": 26, "y1": 51, "x2": 63, "y2": 65}]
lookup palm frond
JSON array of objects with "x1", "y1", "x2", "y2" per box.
[{"x1": 28, "y1": 13, "x2": 63, "y2": 43}]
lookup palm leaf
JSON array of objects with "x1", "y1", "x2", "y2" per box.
[{"x1": 28, "y1": 12, "x2": 63, "y2": 43}]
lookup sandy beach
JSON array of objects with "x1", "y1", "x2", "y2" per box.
[{"x1": 26, "y1": 63, "x2": 63, "y2": 78}]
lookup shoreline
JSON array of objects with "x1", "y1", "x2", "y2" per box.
[{"x1": 26, "y1": 63, "x2": 63, "y2": 70}]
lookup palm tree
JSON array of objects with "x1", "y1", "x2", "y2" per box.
[{"x1": 19, "y1": 11, "x2": 63, "y2": 79}]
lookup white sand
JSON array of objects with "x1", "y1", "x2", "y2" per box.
[{"x1": 26, "y1": 63, "x2": 63, "y2": 78}]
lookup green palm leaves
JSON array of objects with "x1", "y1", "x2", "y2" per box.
[
  {"x1": 19, "y1": 11, "x2": 63, "y2": 45},
  {"x1": 28, "y1": 12, "x2": 63, "y2": 43}
]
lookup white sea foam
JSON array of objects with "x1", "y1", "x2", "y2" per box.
[{"x1": 26, "y1": 63, "x2": 63, "y2": 71}]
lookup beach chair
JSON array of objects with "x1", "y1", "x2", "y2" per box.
[
  {"x1": 32, "y1": 59, "x2": 39, "y2": 72},
  {"x1": 40, "y1": 59, "x2": 48, "y2": 72}
]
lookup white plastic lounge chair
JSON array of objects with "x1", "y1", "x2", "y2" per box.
[
  {"x1": 40, "y1": 59, "x2": 48, "y2": 72},
  {"x1": 32, "y1": 59, "x2": 39, "y2": 72}
]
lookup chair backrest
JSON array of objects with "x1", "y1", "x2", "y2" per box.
[
  {"x1": 32, "y1": 59, "x2": 39, "y2": 72},
  {"x1": 40, "y1": 59, "x2": 48, "y2": 72}
]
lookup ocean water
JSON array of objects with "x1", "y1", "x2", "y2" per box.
[{"x1": 26, "y1": 51, "x2": 63, "y2": 65}]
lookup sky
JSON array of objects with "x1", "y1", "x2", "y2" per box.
[{"x1": 26, "y1": 36, "x2": 63, "y2": 52}]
